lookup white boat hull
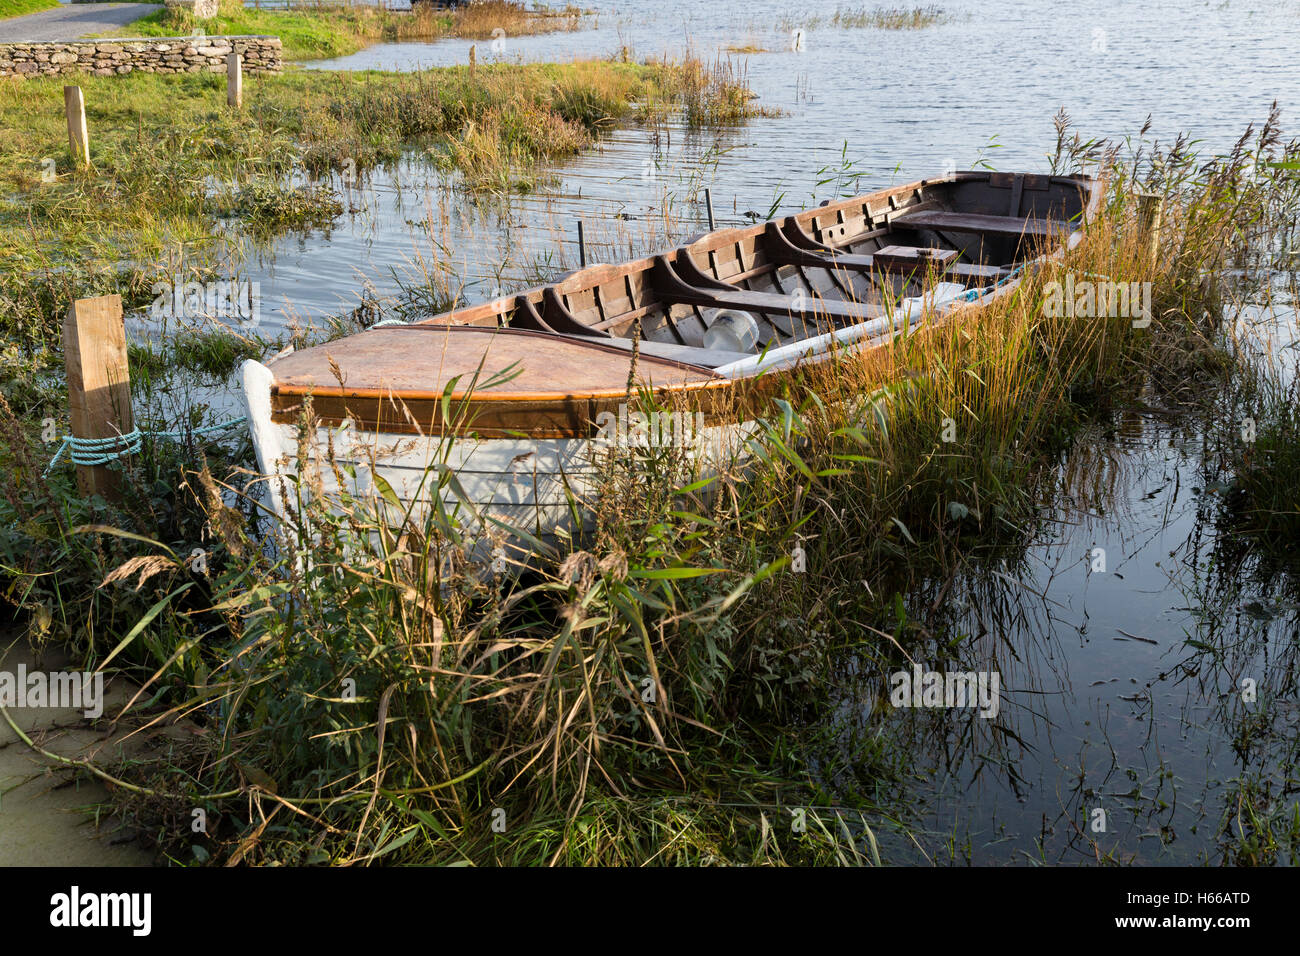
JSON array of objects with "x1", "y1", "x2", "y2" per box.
[{"x1": 242, "y1": 359, "x2": 751, "y2": 563}]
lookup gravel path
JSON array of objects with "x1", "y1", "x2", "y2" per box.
[{"x1": 0, "y1": 2, "x2": 162, "y2": 44}]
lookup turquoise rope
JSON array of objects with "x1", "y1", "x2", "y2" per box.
[
  {"x1": 955, "y1": 263, "x2": 1029, "y2": 303},
  {"x1": 29, "y1": 263, "x2": 1016, "y2": 478},
  {"x1": 45, "y1": 416, "x2": 248, "y2": 476}
]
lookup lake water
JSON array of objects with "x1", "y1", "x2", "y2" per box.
[
  {"x1": 837, "y1": 390, "x2": 1300, "y2": 864},
  {"x1": 181, "y1": 0, "x2": 1300, "y2": 863},
  {"x1": 216, "y1": 0, "x2": 1300, "y2": 336}
]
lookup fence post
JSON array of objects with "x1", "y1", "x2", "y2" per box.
[
  {"x1": 1136, "y1": 190, "x2": 1163, "y2": 269},
  {"x1": 64, "y1": 85, "x2": 89, "y2": 167},
  {"x1": 227, "y1": 51, "x2": 243, "y2": 108},
  {"x1": 63, "y1": 296, "x2": 132, "y2": 502}
]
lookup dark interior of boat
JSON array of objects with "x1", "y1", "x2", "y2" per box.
[{"x1": 433, "y1": 171, "x2": 1098, "y2": 370}]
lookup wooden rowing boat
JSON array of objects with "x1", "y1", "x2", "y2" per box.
[{"x1": 241, "y1": 170, "x2": 1102, "y2": 555}]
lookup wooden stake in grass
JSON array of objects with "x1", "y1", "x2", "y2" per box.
[
  {"x1": 1136, "y1": 190, "x2": 1164, "y2": 269},
  {"x1": 63, "y1": 295, "x2": 133, "y2": 502},
  {"x1": 63, "y1": 85, "x2": 89, "y2": 167},
  {"x1": 227, "y1": 52, "x2": 243, "y2": 109}
]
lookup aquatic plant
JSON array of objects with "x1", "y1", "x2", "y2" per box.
[
  {"x1": 780, "y1": 5, "x2": 951, "y2": 33},
  {"x1": 0, "y1": 56, "x2": 766, "y2": 357},
  {"x1": 1, "y1": 111, "x2": 1296, "y2": 865}
]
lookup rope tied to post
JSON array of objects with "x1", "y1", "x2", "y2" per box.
[{"x1": 45, "y1": 416, "x2": 248, "y2": 476}]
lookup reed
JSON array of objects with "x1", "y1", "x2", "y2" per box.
[
  {"x1": 449, "y1": 0, "x2": 586, "y2": 40},
  {"x1": 780, "y1": 5, "x2": 951, "y2": 32},
  {"x1": 1, "y1": 114, "x2": 1295, "y2": 865},
  {"x1": 0, "y1": 56, "x2": 759, "y2": 355},
  {"x1": 639, "y1": 55, "x2": 780, "y2": 128}
]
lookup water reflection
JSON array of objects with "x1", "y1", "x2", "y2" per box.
[
  {"x1": 138, "y1": 1, "x2": 1300, "y2": 863},
  {"x1": 153, "y1": 0, "x2": 1300, "y2": 337},
  {"x1": 818, "y1": 386, "x2": 1300, "y2": 864}
]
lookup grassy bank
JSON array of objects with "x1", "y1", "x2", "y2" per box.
[
  {"x1": 116, "y1": 0, "x2": 588, "y2": 62},
  {"x1": 0, "y1": 56, "x2": 766, "y2": 365},
  {"x1": 1, "y1": 112, "x2": 1295, "y2": 864},
  {"x1": 0, "y1": 0, "x2": 59, "y2": 20}
]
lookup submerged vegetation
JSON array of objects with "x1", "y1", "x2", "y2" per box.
[
  {"x1": 2, "y1": 98, "x2": 1297, "y2": 864},
  {"x1": 780, "y1": 5, "x2": 952, "y2": 33},
  {"x1": 1219, "y1": 364, "x2": 1300, "y2": 564}
]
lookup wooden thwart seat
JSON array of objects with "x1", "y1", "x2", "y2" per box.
[
  {"x1": 891, "y1": 209, "x2": 1072, "y2": 240},
  {"x1": 759, "y1": 221, "x2": 1006, "y2": 284},
  {"x1": 655, "y1": 256, "x2": 885, "y2": 324}
]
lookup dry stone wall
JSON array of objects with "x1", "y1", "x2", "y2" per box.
[{"x1": 0, "y1": 36, "x2": 281, "y2": 78}]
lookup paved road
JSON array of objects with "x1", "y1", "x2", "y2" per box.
[{"x1": 0, "y1": 2, "x2": 162, "y2": 43}]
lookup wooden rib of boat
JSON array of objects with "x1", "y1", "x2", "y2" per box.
[{"x1": 241, "y1": 170, "x2": 1102, "y2": 545}]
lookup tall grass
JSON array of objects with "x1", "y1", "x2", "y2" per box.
[
  {"x1": 450, "y1": 0, "x2": 586, "y2": 40},
  {"x1": 0, "y1": 57, "x2": 764, "y2": 355},
  {"x1": 781, "y1": 5, "x2": 951, "y2": 32},
  {"x1": 2, "y1": 115, "x2": 1296, "y2": 864}
]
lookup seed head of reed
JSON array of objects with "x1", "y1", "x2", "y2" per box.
[{"x1": 450, "y1": 0, "x2": 585, "y2": 40}]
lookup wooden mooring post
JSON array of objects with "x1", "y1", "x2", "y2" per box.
[
  {"x1": 63, "y1": 85, "x2": 89, "y2": 167},
  {"x1": 469, "y1": 44, "x2": 476, "y2": 77},
  {"x1": 227, "y1": 52, "x2": 243, "y2": 109},
  {"x1": 63, "y1": 296, "x2": 132, "y2": 502},
  {"x1": 1136, "y1": 190, "x2": 1163, "y2": 268}
]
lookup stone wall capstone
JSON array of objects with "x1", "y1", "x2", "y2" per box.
[
  {"x1": 0, "y1": 36, "x2": 282, "y2": 79},
  {"x1": 165, "y1": 0, "x2": 221, "y2": 19}
]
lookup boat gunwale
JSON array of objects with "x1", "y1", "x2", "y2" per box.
[
  {"x1": 391, "y1": 170, "x2": 1098, "y2": 332},
  {"x1": 268, "y1": 322, "x2": 733, "y2": 406},
  {"x1": 264, "y1": 170, "x2": 1105, "y2": 435}
]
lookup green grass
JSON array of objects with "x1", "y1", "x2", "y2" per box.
[
  {"x1": 120, "y1": 3, "x2": 445, "y2": 61},
  {"x1": 129, "y1": 327, "x2": 266, "y2": 382},
  {"x1": 0, "y1": 58, "x2": 763, "y2": 355},
  {"x1": 0, "y1": 0, "x2": 59, "y2": 19},
  {"x1": 114, "y1": 0, "x2": 586, "y2": 62},
  {"x1": 3, "y1": 114, "x2": 1294, "y2": 866},
  {"x1": 0, "y1": 0, "x2": 59, "y2": 20}
]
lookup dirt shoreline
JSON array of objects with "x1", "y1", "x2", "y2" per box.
[{"x1": 0, "y1": 632, "x2": 153, "y2": 866}]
